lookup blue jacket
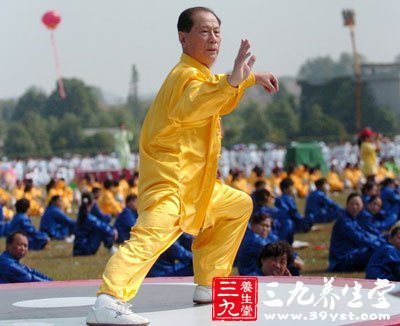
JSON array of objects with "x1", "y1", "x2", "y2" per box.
[
  {"x1": 39, "y1": 205, "x2": 76, "y2": 239},
  {"x1": 91, "y1": 202, "x2": 112, "y2": 224},
  {"x1": 237, "y1": 227, "x2": 277, "y2": 276},
  {"x1": 328, "y1": 210, "x2": 385, "y2": 271},
  {"x1": 0, "y1": 205, "x2": 8, "y2": 237},
  {"x1": 366, "y1": 244, "x2": 400, "y2": 281},
  {"x1": 114, "y1": 207, "x2": 138, "y2": 244},
  {"x1": 275, "y1": 194, "x2": 303, "y2": 221},
  {"x1": 380, "y1": 186, "x2": 400, "y2": 220},
  {"x1": 254, "y1": 205, "x2": 294, "y2": 244},
  {"x1": 0, "y1": 251, "x2": 53, "y2": 283},
  {"x1": 305, "y1": 190, "x2": 342, "y2": 223},
  {"x1": 357, "y1": 209, "x2": 396, "y2": 234},
  {"x1": 7, "y1": 213, "x2": 48, "y2": 250},
  {"x1": 148, "y1": 236, "x2": 193, "y2": 277},
  {"x1": 73, "y1": 213, "x2": 114, "y2": 256}
]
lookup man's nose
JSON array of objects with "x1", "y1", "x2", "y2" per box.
[{"x1": 209, "y1": 32, "x2": 218, "y2": 42}]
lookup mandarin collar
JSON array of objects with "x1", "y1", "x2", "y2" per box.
[{"x1": 180, "y1": 53, "x2": 212, "y2": 77}]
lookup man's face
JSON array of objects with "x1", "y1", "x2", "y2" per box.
[
  {"x1": 179, "y1": 10, "x2": 221, "y2": 68},
  {"x1": 7, "y1": 234, "x2": 28, "y2": 260},
  {"x1": 251, "y1": 219, "x2": 272, "y2": 239},
  {"x1": 346, "y1": 196, "x2": 363, "y2": 217},
  {"x1": 261, "y1": 254, "x2": 288, "y2": 276},
  {"x1": 127, "y1": 198, "x2": 138, "y2": 211},
  {"x1": 390, "y1": 231, "x2": 400, "y2": 249},
  {"x1": 367, "y1": 197, "x2": 382, "y2": 215}
]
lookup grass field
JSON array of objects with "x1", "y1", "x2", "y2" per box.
[{"x1": 0, "y1": 191, "x2": 364, "y2": 280}]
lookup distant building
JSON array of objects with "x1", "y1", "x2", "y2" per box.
[{"x1": 361, "y1": 63, "x2": 400, "y2": 115}]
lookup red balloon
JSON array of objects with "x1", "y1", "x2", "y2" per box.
[{"x1": 42, "y1": 11, "x2": 61, "y2": 30}]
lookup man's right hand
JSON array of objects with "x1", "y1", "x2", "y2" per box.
[{"x1": 228, "y1": 39, "x2": 256, "y2": 87}]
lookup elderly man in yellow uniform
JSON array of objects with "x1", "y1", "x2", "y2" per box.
[{"x1": 87, "y1": 6, "x2": 279, "y2": 326}]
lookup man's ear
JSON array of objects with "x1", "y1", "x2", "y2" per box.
[{"x1": 178, "y1": 32, "x2": 186, "y2": 49}]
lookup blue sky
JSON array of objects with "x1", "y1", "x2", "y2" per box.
[{"x1": 1, "y1": 0, "x2": 398, "y2": 102}]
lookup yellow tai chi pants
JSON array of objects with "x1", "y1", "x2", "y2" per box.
[{"x1": 98, "y1": 181, "x2": 252, "y2": 301}]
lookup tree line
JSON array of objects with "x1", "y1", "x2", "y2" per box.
[{"x1": 0, "y1": 53, "x2": 399, "y2": 158}]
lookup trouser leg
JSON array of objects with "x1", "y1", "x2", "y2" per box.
[
  {"x1": 193, "y1": 183, "x2": 252, "y2": 286},
  {"x1": 98, "y1": 196, "x2": 182, "y2": 301}
]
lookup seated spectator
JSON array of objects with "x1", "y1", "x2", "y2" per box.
[
  {"x1": 275, "y1": 178, "x2": 313, "y2": 233},
  {"x1": 237, "y1": 212, "x2": 278, "y2": 276},
  {"x1": 0, "y1": 202, "x2": 9, "y2": 237},
  {"x1": 259, "y1": 241, "x2": 293, "y2": 276},
  {"x1": 228, "y1": 168, "x2": 251, "y2": 194},
  {"x1": 380, "y1": 178, "x2": 400, "y2": 222},
  {"x1": 91, "y1": 187, "x2": 112, "y2": 224},
  {"x1": 287, "y1": 165, "x2": 309, "y2": 198},
  {"x1": 40, "y1": 195, "x2": 76, "y2": 241},
  {"x1": 361, "y1": 181, "x2": 379, "y2": 205},
  {"x1": 358, "y1": 195, "x2": 396, "y2": 234},
  {"x1": 125, "y1": 172, "x2": 139, "y2": 197},
  {"x1": 366, "y1": 226, "x2": 400, "y2": 281},
  {"x1": 305, "y1": 178, "x2": 342, "y2": 224},
  {"x1": 328, "y1": 193, "x2": 385, "y2": 272},
  {"x1": 326, "y1": 164, "x2": 344, "y2": 192},
  {"x1": 73, "y1": 193, "x2": 117, "y2": 256},
  {"x1": 147, "y1": 234, "x2": 193, "y2": 277},
  {"x1": 253, "y1": 188, "x2": 294, "y2": 244},
  {"x1": 114, "y1": 194, "x2": 138, "y2": 244},
  {"x1": 0, "y1": 231, "x2": 53, "y2": 283},
  {"x1": 98, "y1": 179, "x2": 123, "y2": 217},
  {"x1": 343, "y1": 162, "x2": 363, "y2": 190},
  {"x1": 7, "y1": 199, "x2": 49, "y2": 250},
  {"x1": 23, "y1": 181, "x2": 44, "y2": 217}
]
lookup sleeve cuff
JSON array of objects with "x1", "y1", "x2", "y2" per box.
[{"x1": 220, "y1": 73, "x2": 256, "y2": 94}]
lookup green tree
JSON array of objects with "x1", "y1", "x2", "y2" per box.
[
  {"x1": 12, "y1": 87, "x2": 47, "y2": 121},
  {"x1": 3, "y1": 123, "x2": 37, "y2": 157},
  {"x1": 19, "y1": 112, "x2": 52, "y2": 156},
  {"x1": 301, "y1": 104, "x2": 347, "y2": 140},
  {"x1": 50, "y1": 113, "x2": 84, "y2": 154},
  {"x1": 239, "y1": 102, "x2": 272, "y2": 145},
  {"x1": 82, "y1": 131, "x2": 115, "y2": 154},
  {"x1": 266, "y1": 96, "x2": 299, "y2": 141},
  {"x1": 43, "y1": 78, "x2": 101, "y2": 127}
]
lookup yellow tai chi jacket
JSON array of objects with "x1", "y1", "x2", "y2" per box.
[{"x1": 137, "y1": 53, "x2": 255, "y2": 235}]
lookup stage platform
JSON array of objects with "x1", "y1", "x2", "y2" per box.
[{"x1": 0, "y1": 276, "x2": 399, "y2": 325}]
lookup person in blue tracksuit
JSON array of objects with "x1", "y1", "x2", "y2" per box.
[
  {"x1": 40, "y1": 195, "x2": 76, "y2": 240},
  {"x1": 114, "y1": 194, "x2": 138, "y2": 244},
  {"x1": 0, "y1": 231, "x2": 53, "y2": 283},
  {"x1": 0, "y1": 202, "x2": 8, "y2": 237},
  {"x1": 258, "y1": 240, "x2": 294, "y2": 276},
  {"x1": 7, "y1": 199, "x2": 49, "y2": 250},
  {"x1": 305, "y1": 178, "x2": 343, "y2": 224},
  {"x1": 147, "y1": 234, "x2": 193, "y2": 277},
  {"x1": 253, "y1": 188, "x2": 294, "y2": 244},
  {"x1": 358, "y1": 195, "x2": 396, "y2": 234},
  {"x1": 380, "y1": 178, "x2": 400, "y2": 223},
  {"x1": 361, "y1": 181, "x2": 379, "y2": 205},
  {"x1": 275, "y1": 178, "x2": 313, "y2": 233},
  {"x1": 91, "y1": 187, "x2": 112, "y2": 224},
  {"x1": 237, "y1": 212, "x2": 278, "y2": 275},
  {"x1": 73, "y1": 192, "x2": 117, "y2": 256},
  {"x1": 328, "y1": 193, "x2": 386, "y2": 272},
  {"x1": 366, "y1": 226, "x2": 400, "y2": 281}
]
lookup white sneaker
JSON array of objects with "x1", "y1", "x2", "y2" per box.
[
  {"x1": 292, "y1": 240, "x2": 310, "y2": 249},
  {"x1": 65, "y1": 235, "x2": 75, "y2": 243},
  {"x1": 86, "y1": 300, "x2": 149, "y2": 325},
  {"x1": 193, "y1": 285, "x2": 212, "y2": 304},
  {"x1": 109, "y1": 245, "x2": 119, "y2": 255}
]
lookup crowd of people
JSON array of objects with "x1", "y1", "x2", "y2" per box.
[{"x1": 1, "y1": 151, "x2": 400, "y2": 283}]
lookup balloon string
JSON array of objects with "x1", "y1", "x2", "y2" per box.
[{"x1": 50, "y1": 30, "x2": 66, "y2": 99}]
